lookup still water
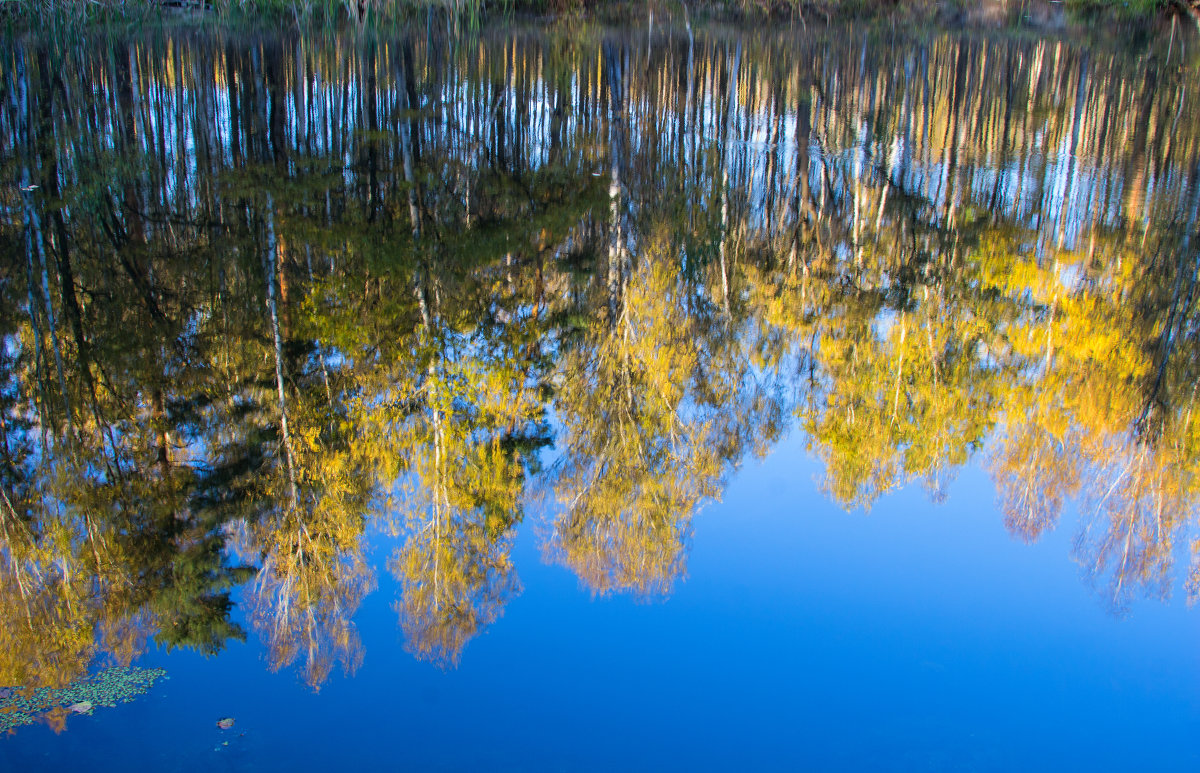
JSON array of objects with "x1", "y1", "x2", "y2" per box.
[{"x1": 2, "y1": 15, "x2": 1200, "y2": 770}]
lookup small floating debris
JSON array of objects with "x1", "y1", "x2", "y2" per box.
[
  {"x1": 216, "y1": 717, "x2": 235, "y2": 730},
  {"x1": 0, "y1": 666, "x2": 167, "y2": 734}
]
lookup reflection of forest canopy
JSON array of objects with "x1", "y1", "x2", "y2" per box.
[{"x1": 1, "y1": 23, "x2": 1199, "y2": 687}]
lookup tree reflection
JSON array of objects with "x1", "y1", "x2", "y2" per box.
[
  {"x1": 1, "y1": 22, "x2": 1200, "y2": 689},
  {"x1": 548, "y1": 233, "x2": 717, "y2": 597}
]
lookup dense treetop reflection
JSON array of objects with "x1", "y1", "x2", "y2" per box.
[{"x1": 2, "y1": 20, "x2": 1199, "y2": 690}]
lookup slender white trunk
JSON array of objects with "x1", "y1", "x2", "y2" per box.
[{"x1": 265, "y1": 195, "x2": 299, "y2": 509}]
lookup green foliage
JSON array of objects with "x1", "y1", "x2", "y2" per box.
[
  {"x1": 0, "y1": 666, "x2": 167, "y2": 733},
  {"x1": 1065, "y1": 0, "x2": 1168, "y2": 18}
]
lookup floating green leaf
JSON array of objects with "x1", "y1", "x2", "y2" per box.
[{"x1": 0, "y1": 667, "x2": 167, "y2": 733}]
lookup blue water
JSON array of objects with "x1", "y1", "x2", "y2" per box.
[
  {"x1": 4, "y1": 433, "x2": 1197, "y2": 771},
  {"x1": 4, "y1": 15, "x2": 1200, "y2": 772}
]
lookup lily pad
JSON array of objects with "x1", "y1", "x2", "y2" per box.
[
  {"x1": 216, "y1": 717, "x2": 235, "y2": 730},
  {"x1": 0, "y1": 666, "x2": 167, "y2": 734}
]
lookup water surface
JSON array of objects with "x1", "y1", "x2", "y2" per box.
[{"x1": 2, "y1": 17, "x2": 1200, "y2": 770}]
